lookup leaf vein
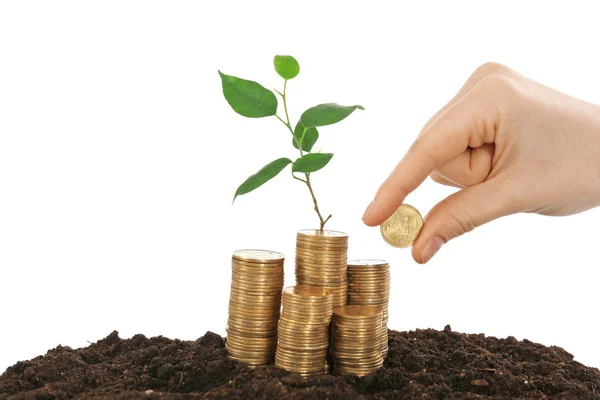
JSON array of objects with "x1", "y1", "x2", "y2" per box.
[{"x1": 224, "y1": 80, "x2": 275, "y2": 114}]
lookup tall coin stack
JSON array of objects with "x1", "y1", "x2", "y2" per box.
[
  {"x1": 347, "y1": 259, "x2": 391, "y2": 358},
  {"x1": 275, "y1": 286, "x2": 334, "y2": 376},
  {"x1": 226, "y1": 249, "x2": 285, "y2": 365},
  {"x1": 331, "y1": 305, "x2": 384, "y2": 376},
  {"x1": 295, "y1": 229, "x2": 349, "y2": 308}
]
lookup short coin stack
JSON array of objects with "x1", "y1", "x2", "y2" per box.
[
  {"x1": 226, "y1": 249, "x2": 285, "y2": 365},
  {"x1": 275, "y1": 286, "x2": 334, "y2": 376},
  {"x1": 295, "y1": 229, "x2": 349, "y2": 308},
  {"x1": 331, "y1": 305, "x2": 384, "y2": 376},
  {"x1": 347, "y1": 259, "x2": 391, "y2": 358}
]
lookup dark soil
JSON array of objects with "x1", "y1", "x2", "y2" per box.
[{"x1": 1, "y1": 325, "x2": 599, "y2": 399}]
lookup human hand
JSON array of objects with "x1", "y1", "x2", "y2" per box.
[{"x1": 362, "y1": 62, "x2": 600, "y2": 264}]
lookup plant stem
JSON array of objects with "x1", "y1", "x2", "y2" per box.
[
  {"x1": 305, "y1": 173, "x2": 332, "y2": 231},
  {"x1": 283, "y1": 80, "x2": 292, "y2": 134},
  {"x1": 276, "y1": 80, "x2": 331, "y2": 231},
  {"x1": 291, "y1": 170, "x2": 307, "y2": 183}
]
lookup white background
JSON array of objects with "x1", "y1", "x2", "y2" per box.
[{"x1": 1, "y1": 1, "x2": 599, "y2": 373}]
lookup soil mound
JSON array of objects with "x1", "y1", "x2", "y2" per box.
[{"x1": 1, "y1": 325, "x2": 599, "y2": 399}]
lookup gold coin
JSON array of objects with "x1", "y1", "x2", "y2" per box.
[
  {"x1": 334, "y1": 360, "x2": 384, "y2": 370},
  {"x1": 227, "y1": 311, "x2": 280, "y2": 321},
  {"x1": 227, "y1": 351, "x2": 274, "y2": 360},
  {"x1": 296, "y1": 246, "x2": 347, "y2": 253},
  {"x1": 277, "y1": 334, "x2": 329, "y2": 344},
  {"x1": 232, "y1": 249, "x2": 285, "y2": 262},
  {"x1": 228, "y1": 356, "x2": 273, "y2": 365},
  {"x1": 275, "y1": 355, "x2": 327, "y2": 365},
  {"x1": 281, "y1": 300, "x2": 333, "y2": 310},
  {"x1": 275, "y1": 351, "x2": 326, "y2": 362},
  {"x1": 281, "y1": 303, "x2": 333, "y2": 312},
  {"x1": 226, "y1": 339, "x2": 277, "y2": 350},
  {"x1": 230, "y1": 279, "x2": 283, "y2": 288},
  {"x1": 277, "y1": 323, "x2": 328, "y2": 334},
  {"x1": 228, "y1": 301, "x2": 280, "y2": 310},
  {"x1": 277, "y1": 332, "x2": 329, "y2": 342},
  {"x1": 295, "y1": 270, "x2": 346, "y2": 278},
  {"x1": 290, "y1": 288, "x2": 335, "y2": 299},
  {"x1": 347, "y1": 275, "x2": 389, "y2": 280},
  {"x1": 296, "y1": 259, "x2": 348, "y2": 266},
  {"x1": 296, "y1": 244, "x2": 348, "y2": 252},
  {"x1": 347, "y1": 259, "x2": 389, "y2": 267},
  {"x1": 297, "y1": 229, "x2": 348, "y2": 238},
  {"x1": 347, "y1": 289, "x2": 389, "y2": 295},
  {"x1": 277, "y1": 329, "x2": 326, "y2": 339},
  {"x1": 347, "y1": 277, "x2": 390, "y2": 282},
  {"x1": 280, "y1": 309, "x2": 333, "y2": 318},
  {"x1": 347, "y1": 284, "x2": 389, "y2": 289},
  {"x1": 275, "y1": 352, "x2": 326, "y2": 362},
  {"x1": 379, "y1": 203, "x2": 423, "y2": 248},
  {"x1": 296, "y1": 265, "x2": 346, "y2": 273},
  {"x1": 226, "y1": 325, "x2": 277, "y2": 336},
  {"x1": 281, "y1": 298, "x2": 333, "y2": 307},
  {"x1": 283, "y1": 286, "x2": 331, "y2": 298},
  {"x1": 347, "y1": 272, "x2": 389, "y2": 277},
  {"x1": 231, "y1": 265, "x2": 284, "y2": 273},
  {"x1": 334, "y1": 363, "x2": 383, "y2": 373},
  {"x1": 295, "y1": 242, "x2": 348, "y2": 250},
  {"x1": 231, "y1": 258, "x2": 284, "y2": 265},
  {"x1": 347, "y1": 283, "x2": 389, "y2": 290},
  {"x1": 228, "y1": 286, "x2": 282, "y2": 295},
  {"x1": 333, "y1": 338, "x2": 382, "y2": 345},
  {"x1": 226, "y1": 321, "x2": 279, "y2": 331},
  {"x1": 332, "y1": 334, "x2": 382, "y2": 342},
  {"x1": 275, "y1": 361, "x2": 325, "y2": 371},
  {"x1": 346, "y1": 292, "x2": 388, "y2": 299},
  {"x1": 275, "y1": 360, "x2": 325, "y2": 371},
  {"x1": 333, "y1": 305, "x2": 382, "y2": 319},
  {"x1": 226, "y1": 335, "x2": 277, "y2": 344},
  {"x1": 277, "y1": 343, "x2": 329, "y2": 353},
  {"x1": 296, "y1": 250, "x2": 347, "y2": 257},
  {"x1": 295, "y1": 272, "x2": 346, "y2": 281},
  {"x1": 296, "y1": 259, "x2": 347, "y2": 267},
  {"x1": 347, "y1": 271, "x2": 390, "y2": 277},
  {"x1": 228, "y1": 309, "x2": 280, "y2": 318},
  {"x1": 333, "y1": 353, "x2": 382, "y2": 362},
  {"x1": 295, "y1": 278, "x2": 346, "y2": 285},
  {"x1": 280, "y1": 311, "x2": 333, "y2": 320}
]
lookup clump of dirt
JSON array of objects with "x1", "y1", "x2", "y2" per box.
[{"x1": 1, "y1": 325, "x2": 599, "y2": 399}]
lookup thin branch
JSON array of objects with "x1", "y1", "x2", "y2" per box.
[
  {"x1": 291, "y1": 171, "x2": 307, "y2": 183},
  {"x1": 280, "y1": 80, "x2": 330, "y2": 230}
]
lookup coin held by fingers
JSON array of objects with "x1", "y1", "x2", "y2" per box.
[{"x1": 380, "y1": 204, "x2": 424, "y2": 248}]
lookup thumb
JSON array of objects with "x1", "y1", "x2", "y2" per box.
[{"x1": 412, "y1": 177, "x2": 518, "y2": 264}]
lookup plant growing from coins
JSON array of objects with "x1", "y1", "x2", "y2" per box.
[{"x1": 218, "y1": 55, "x2": 364, "y2": 231}]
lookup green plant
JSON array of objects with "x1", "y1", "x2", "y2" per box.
[{"x1": 218, "y1": 55, "x2": 363, "y2": 231}]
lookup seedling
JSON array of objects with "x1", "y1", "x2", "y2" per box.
[{"x1": 219, "y1": 55, "x2": 364, "y2": 230}]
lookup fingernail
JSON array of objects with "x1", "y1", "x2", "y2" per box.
[
  {"x1": 421, "y1": 236, "x2": 444, "y2": 264},
  {"x1": 362, "y1": 200, "x2": 374, "y2": 221}
]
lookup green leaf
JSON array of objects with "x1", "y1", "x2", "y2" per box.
[
  {"x1": 234, "y1": 158, "x2": 292, "y2": 202},
  {"x1": 292, "y1": 121, "x2": 319, "y2": 152},
  {"x1": 273, "y1": 55, "x2": 300, "y2": 80},
  {"x1": 292, "y1": 153, "x2": 334, "y2": 173},
  {"x1": 218, "y1": 71, "x2": 278, "y2": 118},
  {"x1": 300, "y1": 103, "x2": 364, "y2": 128}
]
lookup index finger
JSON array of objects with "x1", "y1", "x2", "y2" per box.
[{"x1": 362, "y1": 79, "x2": 500, "y2": 227}]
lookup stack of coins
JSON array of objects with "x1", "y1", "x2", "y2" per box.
[
  {"x1": 275, "y1": 286, "x2": 334, "y2": 376},
  {"x1": 226, "y1": 249, "x2": 285, "y2": 365},
  {"x1": 331, "y1": 305, "x2": 384, "y2": 376},
  {"x1": 347, "y1": 259, "x2": 391, "y2": 358},
  {"x1": 295, "y1": 229, "x2": 349, "y2": 308}
]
